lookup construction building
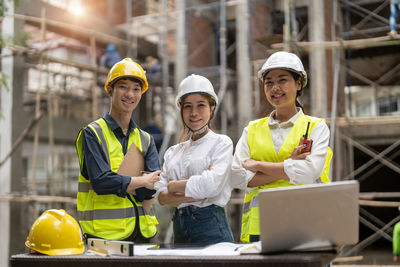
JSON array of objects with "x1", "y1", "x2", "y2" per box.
[{"x1": 0, "y1": 0, "x2": 399, "y2": 266}]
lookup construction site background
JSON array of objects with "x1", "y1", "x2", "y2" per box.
[{"x1": 0, "y1": 0, "x2": 399, "y2": 266}]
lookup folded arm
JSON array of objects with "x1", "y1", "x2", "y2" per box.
[{"x1": 158, "y1": 190, "x2": 200, "y2": 207}]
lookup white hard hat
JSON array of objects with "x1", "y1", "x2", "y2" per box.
[
  {"x1": 258, "y1": 51, "x2": 307, "y2": 88},
  {"x1": 175, "y1": 74, "x2": 219, "y2": 108}
]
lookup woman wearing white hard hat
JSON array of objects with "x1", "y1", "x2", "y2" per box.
[
  {"x1": 231, "y1": 51, "x2": 333, "y2": 243},
  {"x1": 154, "y1": 74, "x2": 234, "y2": 245}
]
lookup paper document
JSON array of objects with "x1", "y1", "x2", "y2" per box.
[{"x1": 134, "y1": 242, "x2": 258, "y2": 256}]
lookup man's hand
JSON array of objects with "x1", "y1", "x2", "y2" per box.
[
  {"x1": 126, "y1": 170, "x2": 161, "y2": 194},
  {"x1": 140, "y1": 171, "x2": 161, "y2": 189}
]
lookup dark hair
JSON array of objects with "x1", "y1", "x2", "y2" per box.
[
  {"x1": 179, "y1": 93, "x2": 216, "y2": 142},
  {"x1": 288, "y1": 72, "x2": 305, "y2": 112},
  {"x1": 111, "y1": 77, "x2": 143, "y2": 89}
]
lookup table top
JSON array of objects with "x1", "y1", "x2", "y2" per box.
[{"x1": 11, "y1": 251, "x2": 337, "y2": 267}]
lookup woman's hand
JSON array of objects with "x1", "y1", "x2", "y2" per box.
[
  {"x1": 289, "y1": 145, "x2": 310, "y2": 160},
  {"x1": 158, "y1": 191, "x2": 203, "y2": 206},
  {"x1": 243, "y1": 159, "x2": 260, "y2": 172},
  {"x1": 167, "y1": 180, "x2": 187, "y2": 194}
]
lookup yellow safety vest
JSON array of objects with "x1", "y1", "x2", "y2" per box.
[
  {"x1": 76, "y1": 118, "x2": 158, "y2": 240},
  {"x1": 241, "y1": 113, "x2": 332, "y2": 242}
]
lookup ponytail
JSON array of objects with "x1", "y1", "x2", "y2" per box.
[
  {"x1": 290, "y1": 72, "x2": 305, "y2": 113},
  {"x1": 295, "y1": 98, "x2": 304, "y2": 113}
]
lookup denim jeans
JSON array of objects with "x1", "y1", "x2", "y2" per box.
[
  {"x1": 390, "y1": 2, "x2": 400, "y2": 32},
  {"x1": 172, "y1": 204, "x2": 234, "y2": 245}
]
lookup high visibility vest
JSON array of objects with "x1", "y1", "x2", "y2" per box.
[
  {"x1": 241, "y1": 113, "x2": 332, "y2": 242},
  {"x1": 76, "y1": 118, "x2": 158, "y2": 240}
]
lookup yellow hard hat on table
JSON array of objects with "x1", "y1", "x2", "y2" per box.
[{"x1": 25, "y1": 209, "x2": 85, "y2": 256}]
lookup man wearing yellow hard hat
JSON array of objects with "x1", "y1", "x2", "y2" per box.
[{"x1": 75, "y1": 58, "x2": 161, "y2": 242}]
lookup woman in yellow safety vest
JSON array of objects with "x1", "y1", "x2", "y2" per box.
[
  {"x1": 154, "y1": 74, "x2": 234, "y2": 245},
  {"x1": 231, "y1": 51, "x2": 332, "y2": 243}
]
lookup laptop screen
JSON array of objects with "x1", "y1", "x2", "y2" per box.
[{"x1": 258, "y1": 181, "x2": 359, "y2": 253}]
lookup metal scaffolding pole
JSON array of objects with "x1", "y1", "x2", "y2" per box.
[
  {"x1": 330, "y1": 0, "x2": 340, "y2": 180},
  {"x1": 283, "y1": 0, "x2": 291, "y2": 50},
  {"x1": 160, "y1": 0, "x2": 169, "y2": 127},
  {"x1": 32, "y1": 7, "x2": 47, "y2": 196},
  {"x1": 126, "y1": 0, "x2": 133, "y2": 58},
  {"x1": 157, "y1": 0, "x2": 172, "y2": 163},
  {"x1": 217, "y1": 0, "x2": 228, "y2": 134},
  {"x1": 175, "y1": 0, "x2": 186, "y2": 91},
  {"x1": 236, "y1": 0, "x2": 252, "y2": 135},
  {"x1": 309, "y1": 0, "x2": 327, "y2": 117}
]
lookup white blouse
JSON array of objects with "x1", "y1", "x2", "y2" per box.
[
  {"x1": 231, "y1": 109, "x2": 330, "y2": 190},
  {"x1": 154, "y1": 130, "x2": 233, "y2": 208}
]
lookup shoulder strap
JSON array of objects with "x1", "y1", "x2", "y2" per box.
[
  {"x1": 88, "y1": 120, "x2": 110, "y2": 165},
  {"x1": 138, "y1": 128, "x2": 151, "y2": 158}
]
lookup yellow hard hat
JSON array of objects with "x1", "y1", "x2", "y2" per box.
[
  {"x1": 25, "y1": 209, "x2": 85, "y2": 256},
  {"x1": 104, "y1": 58, "x2": 149, "y2": 94}
]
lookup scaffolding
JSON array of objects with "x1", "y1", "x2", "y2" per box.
[
  {"x1": 275, "y1": 0, "x2": 400, "y2": 257},
  {"x1": 0, "y1": 0, "x2": 399, "y2": 264},
  {"x1": 118, "y1": 0, "x2": 400, "y2": 253}
]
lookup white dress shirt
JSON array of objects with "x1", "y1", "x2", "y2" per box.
[
  {"x1": 154, "y1": 130, "x2": 233, "y2": 208},
  {"x1": 231, "y1": 109, "x2": 330, "y2": 190}
]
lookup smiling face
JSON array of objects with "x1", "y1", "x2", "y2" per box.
[
  {"x1": 263, "y1": 69, "x2": 301, "y2": 110},
  {"x1": 108, "y1": 78, "x2": 143, "y2": 116},
  {"x1": 181, "y1": 93, "x2": 215, "y2": 132}
]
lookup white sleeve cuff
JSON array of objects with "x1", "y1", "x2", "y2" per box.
[
  {"x1": 284, "y1": 159, "x2": 299, "y2": 185},
  {"x1": 153, "y1": 185, "x2": 167, "y2": 199},
  {"x1": 184, "y1": 178, "x2": 195, "y2": 198},
  {"x1": 230, "y1": 168, "x2": 256, "y2": 190}
]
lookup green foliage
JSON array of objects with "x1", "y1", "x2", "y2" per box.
[
  {"x1": 0, "y1": 0, "x2": 19, "y2": 17},
  {"x1": 0, "y1": 0, "x2": 20, "y2": 118},
  {"x1": 0, "y1": 34, "x2": 13, "y2": 48},
  {"x1": 0, "y1": 72, "x2": 9, "y2": 91},
  {"x1": 14, "y1": 28, "x2": 31, "y2": 46}
]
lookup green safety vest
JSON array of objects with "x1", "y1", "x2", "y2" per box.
[
  {"x1": 241, "y1": 113, "x2": 332, "y2": 242},
  {"x1": 76, "y1": 118, "x2": 158, "y2": 240}
]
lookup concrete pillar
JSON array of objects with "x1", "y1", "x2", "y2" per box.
[
  {"x1": 0, "y1": 9, "x2": 13, "y2": 267},
  {"x1": 0, "y1": 1, "x2": 27, "y2": 264},
  {"x1": 1, "y1": 3, "x2": 30, "y2": 262}
]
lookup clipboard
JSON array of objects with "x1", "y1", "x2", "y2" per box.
[
  {"x1": 118, "y1": 143, "x2": 144, "y2": 177},
  {"x1": 118, "y1": 144, "x2": 155, "y2": 213}
]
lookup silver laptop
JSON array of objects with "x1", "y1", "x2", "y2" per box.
[{"x1": 259, "y1": 180, "x2": 359, "y2": 253}]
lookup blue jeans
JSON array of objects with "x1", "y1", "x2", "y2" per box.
[
  {"x1": 172, "y1": 205, "x2": 234, "y2": 245},
  {"x1": 390, "y1": 2, "x2": 400, "y2": 32}
]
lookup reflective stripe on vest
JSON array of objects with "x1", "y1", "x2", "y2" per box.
[
  {"x1": 76, "y1": 118, "x2": 157, "y2": 240},
  {"x1": 78, "y1": 206, "x2": 149, "y2": 221},
  {"x1": 240, "y1": 113, "x2": 332, "y2": 242}
]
